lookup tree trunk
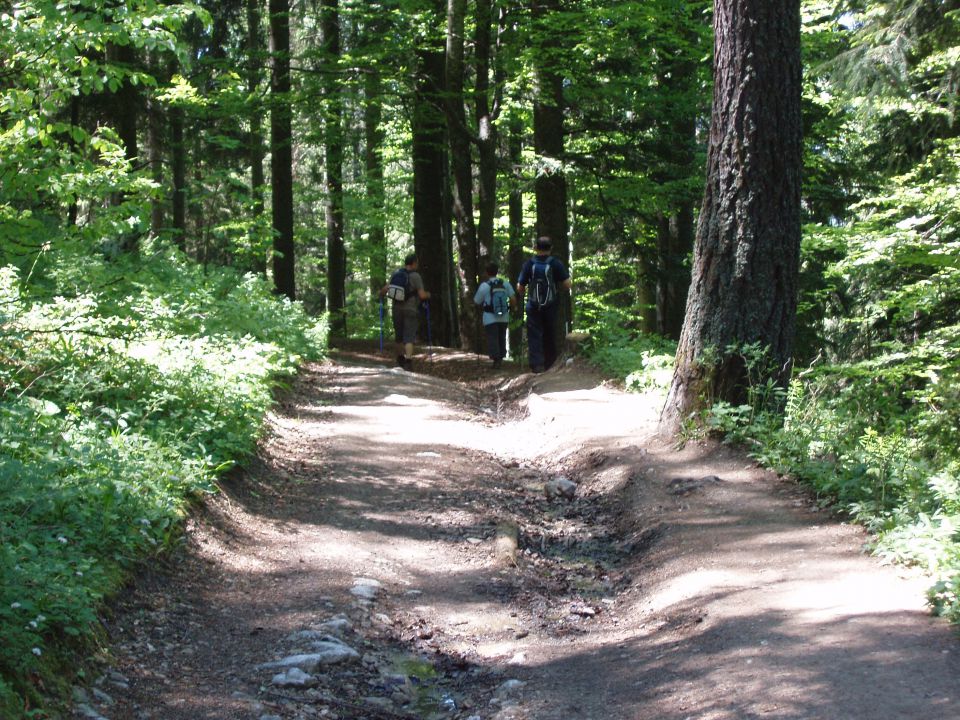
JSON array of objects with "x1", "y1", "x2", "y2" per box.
[
  {"x1": 532, "y1": 0, "x2": 570, "y2": 348},
  {"x1": 656, "y1": 203, "x2": 694, "y2": 339},
  {"x1": 322, "y1": 0, "x2": 346, "y2": 335},
  {"x1": 474, "y1": 0, "x2": 497, "y2": 258},
  {"x1": 147, "y1": 53, "x2": 164, "y2": 237},
  {"x1": 660, "y1": 0, "x2": 803, "y2": 433},
  {"x1": 248, "y1": 0, "x2": 267, "y2": 275},
  {"x1": 446, "y1": 0, "x2": 481, "y2": 351},
  {"x1": 365, "y1": 69, "x2": 387, "y2": 300},
  {"x1": 412, "y1": 4, "x2": 457, "y2": 347},
  {"x1": 507, "y1": 116, "x2": 525, "y2": 357},
  {"x1": 270, "y1": 0, "x2": 296, "y2": 300},
  {"x1": 108, "y1": 42, "x2": 141, "y2": 253},
  {"x1": 170, "y1": 103, "x2": 186, "y2": 251}
]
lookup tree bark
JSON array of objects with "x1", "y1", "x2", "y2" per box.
[
  {"x1": 248, "y1": 0, "x2": 267, "y2": 275},
  {"x1": 412, "y1": 3, "x2": 457, "y2": 347},
  {"x1": 660, "y1": 0, "x2": 803, "y2": 433},
  {"x1": 474, "y1": 0, "x2": 497, "y2": 258},
  {"x1": 507, "y1": 115, "x2": 525, "y2": 356},
  {"x1": 532, "y1": 0, "x2": 570, "y2": 347},
  {"x1": 446, "y1": 0, "x2": 481, "y2": 350},
  {"x1": 322, "y1": 0, "x2": 347, "y2": 335},
  {"x1": 365, "y1": 69, "x2": 387, "y2": 300},
  {"x1": 270, "y1": 0, "x2": 296, "y2": 300},
  {"x1": 170, "y1": 102, "x2": 186, "y2": 252}
]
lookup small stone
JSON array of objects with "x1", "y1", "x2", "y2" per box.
[
  {"x1": 544, "y1": 477, "x2": 578, "y2": 500},
  {"x1": 350, "y1": 578, "x2": 383, "y2": 600},
  {"x1": 495, "y1": 679, "x2": 526, "y2": 698},
  {"x1": 271, "y1": 667, "x2": 317, "y2": 688}
]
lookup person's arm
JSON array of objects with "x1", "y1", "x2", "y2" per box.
[{"x1": 417, "y1": 287, "x2": 431, "y2": 301}]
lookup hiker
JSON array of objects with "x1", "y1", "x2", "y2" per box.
[
  {"x1": 380, "y1": 253, "x2": 431, "y2": 370},
  {"x1": 473, "y1": 261, "x2": 517, "y2": 370},
  {"x1": 515, "y1": 236, "x2": 572, "y2": 373}
]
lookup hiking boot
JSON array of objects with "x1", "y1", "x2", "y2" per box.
[
  {"x1": 396, "y1": 354, "x2": 406, "y2": 368},
  {"x1": 492, "y1": 359, "x2": 502, "y2": 370},
  {"x1": 402, "y1": 356, "x2": 414, "y2": 371}
]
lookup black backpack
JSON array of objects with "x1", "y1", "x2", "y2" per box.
[
  {"x1": 386, "y1": 267, "x2": 412, "y2": 302},
  {"x1": 528, "y1": 257, "x2": 556, "y2": 309},
  {"x1": 483, "y1": 278, "x2": 510, "y2": 317}
]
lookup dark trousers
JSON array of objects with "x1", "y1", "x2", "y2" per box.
[
  {"x1": 484, "y1": 322, "x2": 508, "y2": 361},
  {"x1": 526, "y1": 304, "x2": 558, "y2": 370}
]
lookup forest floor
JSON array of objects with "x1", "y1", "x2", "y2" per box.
[{"x1": 76, "y1": 340, "x2": 960, "y2": 720}]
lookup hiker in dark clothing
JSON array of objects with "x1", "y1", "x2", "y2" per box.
[
  {"x1": 516, "y1": 237, "x2": 571, "y2": 373},
  {"x1": 379, "y1": 254, "x2": 430, "y2": 370}
]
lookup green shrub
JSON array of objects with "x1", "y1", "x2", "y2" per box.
[{"x1": 0, "y1": 252, "x2": 327, "y2": 715}]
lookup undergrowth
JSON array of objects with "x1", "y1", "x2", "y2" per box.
[{"x1": 0, "y1": 248, "x2": 327, "y2": 717}]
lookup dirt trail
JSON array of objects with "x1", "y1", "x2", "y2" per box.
[{"x1": 84, "y1": 345, "x2": 959, "y2": 720}]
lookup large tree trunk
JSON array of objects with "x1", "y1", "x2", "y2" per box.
[
  {"x1": 270, "y1": 0, "x2": 296, "y2": 300},
  {"x1": 322, "y1": 0, "x2": 346, "y2": 335},
  {"x1": 248, "y1": 0, "x2": 267, "y2": 275},
  {"x1": 412, "y1": 5, "x2": 457, "y2": 347},
  {"x1": 446, "y1": 0, "x2": 481, "y2": 351},
  {"x1": 532, "y1": 0, "x2": 570, "y2": 347},
  {"x1": 660, "y1": 0, "x2": 803, "y2": 433}
]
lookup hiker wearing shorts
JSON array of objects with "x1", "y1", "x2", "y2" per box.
[{"x1": 380, "y1": 253, "x2": 430, "y2": 370}]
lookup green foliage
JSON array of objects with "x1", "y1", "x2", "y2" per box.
[
  {"x1": 0, "y1": 251, "x2": 326, "y2": 714},
  {"x1": 572, "y1": 254, "x2": 676, "y2": 391}
]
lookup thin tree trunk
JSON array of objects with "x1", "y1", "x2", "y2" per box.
[
  {"x1": 147, "y1": 52, "x2": 165, "y2": 237},
  {"x1": 170, "y1": 103, "x2": 186, "y2": 252},
  {"x1": 67, "y1": 96, "x2": 80, "y2": 226},
  {"x1": 474, "y1": 0, "x2": 497, "y2": 258},
  {"x1": 365, "y1": 70, "x2": 387, "y2": 299},
  {"x1": 660, "y1": 0, "x2": 803, "y2": 433},
  {"x1": 656, "y1": 202, "x2": 694, "y2": 340},
  {"x1": 507, "y1": 116, "x2": 525, "y2": 357},
  {"x1": 322, "y1": 0, "x2": 346, "y2": 335},
  {"x1": 270, "y1": 0, "x2": 296, "y2": 300},
  {"x1": 446, "y1": 0, "x2": 481, "y2": 350},
  {"x1": 248, "y1": 0, "x2": 267, "y2": 275},
  {"x1": 108, "y1": 42, "x2": 141, "y2": 253}
]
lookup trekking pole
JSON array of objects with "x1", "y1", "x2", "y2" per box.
[
  {"x1": 423, "y1": 300, "x2": 433, "y2": 359},
  {"x1": 378, "y1": 298, "x2": 384, "y2": 354}
]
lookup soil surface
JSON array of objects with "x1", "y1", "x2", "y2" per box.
[{"x1": 78, "y1": 341, "x2": 959, "y2": 720}]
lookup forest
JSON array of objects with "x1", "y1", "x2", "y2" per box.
[{"x1": 1, "y1": 0, "x2": 959, "y2": 715}]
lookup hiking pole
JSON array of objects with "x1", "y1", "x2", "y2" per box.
[
  {"x1": 378, "y1": 298, "x2": 384, "y2": 354},
  {"x1": 423, "y1": 300, "x2": 433, "y2": 360}
]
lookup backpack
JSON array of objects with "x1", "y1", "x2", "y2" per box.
[
  {"x1": 386, "y1": 267, "x2": 412, "y2": 302},
  {"x1": 483, "y1": 278, "x2": 510, "y2": 317},
  {"x1": 528, "y1": 257, "x2": 556, "y2": 309}
]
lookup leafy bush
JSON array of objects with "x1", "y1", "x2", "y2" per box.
[{"x1": 0, "y1": 252, "x2": 327, "y2": 715}]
